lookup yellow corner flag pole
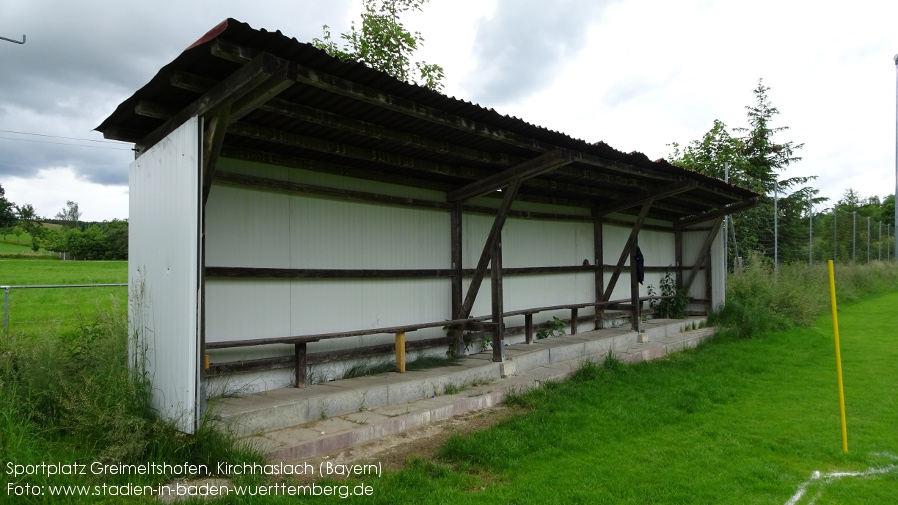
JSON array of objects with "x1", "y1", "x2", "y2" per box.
[{"x1": 827, "y1": 260, "x2": 849, "y2": 453}]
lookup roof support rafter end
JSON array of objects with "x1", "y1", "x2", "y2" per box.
[{"x1": 446, "y1": 148, "x2": 574, "y2": 203}]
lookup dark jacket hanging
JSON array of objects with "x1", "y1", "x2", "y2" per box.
[{"x1": 635, "y1": 246, "x2": 645, "y2": 285}]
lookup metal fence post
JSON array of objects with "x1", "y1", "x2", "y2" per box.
[
  {"x1": 868, "y1": 216, "x2": 871, "y2": 263},
  {"x1": 3, "y1": 286, "x2": 9, "y2": 337}
]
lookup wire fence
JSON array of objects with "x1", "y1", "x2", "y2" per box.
[
  {"x1": 727, "y1": 206, "x2": 896, "y2": 272},
  {"x1": 2, "y1": 284, "x2": 127, "y2": 337}
]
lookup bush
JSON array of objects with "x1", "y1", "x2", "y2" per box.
[{"x1": 711, "y1": 253, "x2": 898, "y2": 339}]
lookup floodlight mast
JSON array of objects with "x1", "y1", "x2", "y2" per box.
[{"x1": 894, "y1": 54, "x2": 898, "y2": 260}]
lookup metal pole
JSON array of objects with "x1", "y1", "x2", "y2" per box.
[
  {"x1": 867, "y1": 216, "x2": 871, "y2": 263},
  {"x1": 894, "y1": 53, "x2": 898, "y2": 259},
  {"x1": 3, "y1": 286, "x2": 8, "y2": 336},
  {"x1": 774, "y1": 183, "x2": 779, "y2": 281},
  {"x1": 809, "y1": 204, "x2": 813, "y2": 267},
  {"x1": 852, "y1": 211, "x2": 856, "y2": 263},
  {"x1": 724, "y1": 163, "x2": 729, "y2": 275},
  {"x1": 880, "y1": 221, "x2": 883, "y2": 261}
]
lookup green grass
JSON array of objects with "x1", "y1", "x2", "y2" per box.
[
  {"x1": 1, "y1": 258, "x2": 126, "y2": 285},
  {"x1": 287, "y1": 293, "x2": 894, "y2": 505},
  {"x1": 1, "y1": 277, "x2": 264, "y2": 504},
  {"x1": 1, "y1": 259, "x2": 127, "y2": 336}
]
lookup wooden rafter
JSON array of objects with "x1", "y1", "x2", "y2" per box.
[
  {"x1": 258, "y1": 98, "x2": 515, "y2": 167},
  {"x1": 593, "y1": 180, "x2": 696, "y2": 216},
  {"x1": 676, "y1": 198, "x2": 759, "y2": 228},
  {"x1": 224, "y1": 124, "x2": 612, "y2": 206},
  {"x1": 447, "y1": 149, "x2": 573, "y2": 202},
  {"x1": 133, "y1": 52, "x2": 283, "y2": 152},
  {"x1": 229, "y1": 74, "x2": 293, "y2": 121}
]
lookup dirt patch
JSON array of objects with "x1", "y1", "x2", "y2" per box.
[{"x1": 288, "y1": 405, "x2": 518, "y2": 481}]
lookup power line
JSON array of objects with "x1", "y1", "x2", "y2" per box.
[
  {"x1": 0, "y1": 135, "x2": 131, "y2": 151},
  {"x1": 0, "y1": 129, "x2": 126, "y2": 145}
]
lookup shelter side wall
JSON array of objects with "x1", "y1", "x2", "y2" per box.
[
  {"x1": 710, "y1": 224, "x2": 726, "y2": 311},
  {"x1": 129, "y1": 117, "x2": 200, "y2": 433},
  {"x1": 681, "y1": 221, "x2": 725, "y2": 312}
]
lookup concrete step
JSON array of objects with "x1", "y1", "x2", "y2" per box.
[{"x1": 210, "y1": 317, "x2": 713, "y2": 458}]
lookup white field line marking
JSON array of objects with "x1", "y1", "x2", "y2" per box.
[{"x1": 785, "y1": 453, "x2": 898, "y2": 505}]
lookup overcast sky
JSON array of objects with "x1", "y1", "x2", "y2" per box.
[{"x1": 1, "y1": 0, "x2": 897, "y2": 221}]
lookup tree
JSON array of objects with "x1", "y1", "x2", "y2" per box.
[
  {"x1": 56, "y1": 200, "x2": 81, "y2": 228},
  {"x1": 670, "y1": 80, "x2": 822, "y2": 264},
  {"x1": 100, "y1": 219, "x2": 128, "y2": 260},
  {"x1": 15, "y1": 204, "x2": 44, "y2": 252},
  {"x1": 313, "y1": 0, "x2": 445, "y2": 91},
  {"x1": 0, "y1": 183, "x2": 16, "y2": 229},
  {"x1": 736, "y1": 80, "x2": 805, "y2": 192},
  {"x1": 668, "y1": 119, "x2": 752, "y2": 187}
]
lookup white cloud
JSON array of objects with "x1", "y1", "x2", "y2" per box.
[{"x1": 3, "y1": 167, "x2": 128, "y2": 222}]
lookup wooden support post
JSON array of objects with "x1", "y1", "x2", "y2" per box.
[
  {"x1": 294, "y1": 342, "x2": 307, "y2": 388},
  {"x1": 705, "y1": 251, "x2": 713, "y2": 314},
  {"x1": 491, "y1": 232, "x2": 506, "y2": 362},
  {"x1": 593, "y1": 210, "x2": 604, "y2": 329},
  {"x1": 525, "y1": 313, "x2": 533, "y2": 344},
  {"x1": 571, "y1": 308, "x2": 578, "y2": 335},
  {"x1": 630, "y1": 238, "x2": 641, "y2": 331},
  {"x1": 395, "y1": 332, "x2": 406, "y2": 373},
  {"x1": 675, "y1": 227, "x2": 683, "y2": 289},
  {"x1": 450, "y1": 202, "x2": 465, "y2": 356}
]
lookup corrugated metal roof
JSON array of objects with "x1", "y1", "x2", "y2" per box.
[{"x1": 97, "y1": 18, "x2": 758, "y2": 222}]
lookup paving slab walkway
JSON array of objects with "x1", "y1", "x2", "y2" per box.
[{"x1": 210, "y1": 318, "x2": 716, "y2": 461}]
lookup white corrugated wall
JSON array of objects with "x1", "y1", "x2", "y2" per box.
[
  {"x1": 129, "y1": 117, "x2": 201, "y2": 433},
  {"x1": 203, "y1": 157, "x2": 724, "y2": 393}
]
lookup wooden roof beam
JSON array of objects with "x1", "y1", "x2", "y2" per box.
[
  {"x1": 676, "y1": 198, "x2": 759, "y2": 229},
  {"x1": 135, "y1": 100, "x2": 179, "y2": 120},
  {"x1": 593, "y1": 180, "x2": 696, "y2": 217},
  {"x1": 446, "y1": 149, "x2": 574, "y2": 203},
  {"x1": 226, "y1": 123, "x2": 605, "y2": 204},
  {"x1": 258, "y1": 98, "x2": 516, "y2": 166},
  {"x1": 136, "y1": 52, "x2": 285, "y2": 154}
]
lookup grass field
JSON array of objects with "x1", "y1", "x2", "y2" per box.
[
  {"x1": 299, "y1": 292, "x2": 898, "y2": 504},
  {"x1": 1, "y1": 258, "x2": 127, "y2": 336}
]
